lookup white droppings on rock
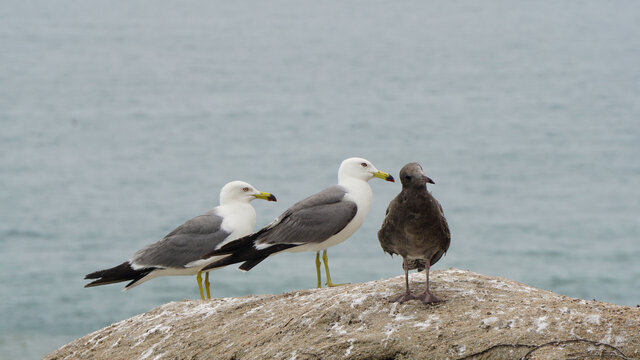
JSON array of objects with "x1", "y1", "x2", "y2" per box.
[
  {"x1": 331, "y1": 323, "x2": 347, "y2": 335},
  {"x1": 600, "y1": 327, "x2": 614, "y2": 345},
  {"x1": 344, "y1": 339, "x2": 355, "y2": 356},
  {"x1": 480, "y1": 316, "x2": 499, "y2": 329},
  {"x1": 394, "y1": 314, "x2": 415, "y2": 322},
  {"x1": 534, "y1": 316, "x2": 548, "y2": 333},
  {"x1": 84, "y1": 331, "x2": 107, "y2": 350},
  {"x1": 457, "y1": 344, "x2": 466, "y2": 355},
  {"x1": 585, "y1": 314, "x2": 601, "y2": 325},
  {"x1": 350, "y1": 295, "x2": 368, "y2": 308},
  {"x1": 244, "y1": 305, "x2": 263, "y2": 316},
  {"x1": 132, "y1": 324, "x2": 172, "y2": 347},
  {"x1": 138, "y1": 342, "x2": 160, "y2": 360},
  {"x1": 388, "y1": 302, "x2": 398, "y2": 315},
  {"x1": 448, "y1": 287, "x2": 477, "y2": 296},
  {"x1": 444, "y1": 268, "x2": 469, "y2": 275},
  {"x1": 383, "y1": 325, "x2": 396, "y2": 342},
  {"x1": 300, "y1": 317, "x2": 312, "y2": 327},
  {"x1": 498, "y1": 319, "x2": 516, "y2": 329},
  {"x1": 464, "y1": 310, "x2": 481, "y2": 319},
  {"x1": 413, "y1": 314, "x2": 441, "y2": 330},
  {"x1": 110, "y1": 337, "x2": 122, "y2": 349},
  {"x1": 357, "y1": 302, "x2": 381, "y2": 322},
  {"x1": 45, "y1": 269, "x2": 640, "y2": 360},
  {"x1": 614, "y1": 336, "x2": 627, "y2": 346}
]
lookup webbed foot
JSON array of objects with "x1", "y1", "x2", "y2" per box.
[
  {"x1": 416, "y1": 291, "x2": 442, "y2": 304},
  {"x1": 390, "y1": 292, "x2": 417, "y2": 303}
]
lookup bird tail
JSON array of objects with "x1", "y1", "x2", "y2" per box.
[
  {"x1": 205, "y1": 234, "x2": 258, "y2": 257},
  {"x1": 201, "y1": 231, "x2": 296, "y2": 272},
  {"x1": 84, "y1": 261, "x2": 154, "y2": 289}
]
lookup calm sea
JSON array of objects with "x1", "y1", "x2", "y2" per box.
[{"x1": 1, "y1": 1, "x2": 639, "y2": 358}]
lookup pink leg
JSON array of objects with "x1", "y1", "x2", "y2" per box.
[
  {"x1": 415, "y1": 259, "x2": 442, "y2": 304},
  {"x1": 390, "y1": 256, "x2": 417, "y2": 303}
]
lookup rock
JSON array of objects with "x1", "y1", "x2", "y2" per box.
[{"x1": 45, "y1": 269, "x2": 640, "y2": 359}]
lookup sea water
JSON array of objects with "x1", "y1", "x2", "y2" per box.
[{"x1": 1, "y1": 1, "x2": 639, "y2": 358}]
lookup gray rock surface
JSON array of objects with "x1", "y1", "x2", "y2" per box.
[{"x1": 46, "y1": 269, "x2": 639, "y2": 359}]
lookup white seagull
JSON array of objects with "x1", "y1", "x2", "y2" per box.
[
  {"x1": 84, "y1": 181, "x2": 276, "y2": 299},
  {"x1": 201, "y1": 157, "x2": 394, "y2": 287}
]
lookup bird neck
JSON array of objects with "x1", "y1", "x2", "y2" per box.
[
  {"x1": 339, "y1": 177, "x2": 373, "y2": 206},
  {"x1": 403, "y1": 184, "x2": 428, "y2": 193},
  {"x1": 219, "y1": 199, "x2": 254, "y2": 215},
  {"x1": 216, "y1": 202, "x2": 257, "y2": 239}
]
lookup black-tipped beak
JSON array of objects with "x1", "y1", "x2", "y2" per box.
[
  {"x1": 373, "y1": 170, "x2": 394, "y2": 183},
  {"x1": 423, "y1": 175, "x2": 435, "y2": 184},
  {"x1": 254, "y1": 191, "x2": 277, "y2": 202}
]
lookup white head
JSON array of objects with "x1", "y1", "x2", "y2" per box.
[
  {"x1": 337, "y1": 157, "x2": 395, "y2": 183},
  {"x1": 219, "y1": 181, "x2": 277, "y2": 206}
]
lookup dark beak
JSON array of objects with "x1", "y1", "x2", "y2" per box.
[
  {"x1": 386, "y1": 174, "x2": 395, "y2": 182},
  {"x1": 268, "y1": 194, "x2": 277, "y2": 202},
  {"x1": 423, "y1": 175, "x2": 435, "y2": 184}
]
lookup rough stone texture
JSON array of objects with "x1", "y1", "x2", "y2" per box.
[{"x1": 46, "y1": 269, "x2": 639, "y2": 360}]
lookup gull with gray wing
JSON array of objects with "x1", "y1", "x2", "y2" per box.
[
  {"x1": 202, "y1": 157, "x2": 394, "y2": 288},
  {"x1": 84, "y1": 181, "x2": 276, "y2": 299}
]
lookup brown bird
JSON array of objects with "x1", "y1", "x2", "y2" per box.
[{"x1": 378, "y1": 162, "x2": 451, "y2": 304}]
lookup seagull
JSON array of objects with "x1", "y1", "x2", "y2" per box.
[
  {"x1": 84, "y1": 181, "x2": 276, "y2": 299},
  {"x1": 378, "y1": 162, "x2": 450, "y2": 304},
  {"x1": 201, "y1": 157, "x2": 394, "y2": 288}
]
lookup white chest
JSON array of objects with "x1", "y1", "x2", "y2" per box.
[
  {"x1": 216, "y1": 203, "x2": 257, "y2": 244},
  {"x1": 291, "y1": 180, "x2": 373, "y2": 253}
]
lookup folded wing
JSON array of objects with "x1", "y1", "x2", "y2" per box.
[{"x1": 202, "y1": 186, "x2": 357, "y2": 271}]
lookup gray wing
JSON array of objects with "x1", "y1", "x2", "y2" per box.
[
  {"x1": 255, "y1": 185, "x2": 357, "y2": 246},
  {"x1": 131, "y1": 212, "x2": 230, "y2": 268}
]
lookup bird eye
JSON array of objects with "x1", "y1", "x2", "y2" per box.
[
  {"x1": 242, "y1": 187, "x2": 249, "y2": 192},
  {"x1": 361, "y1": 162, "x2": 368, "y2": 167}
]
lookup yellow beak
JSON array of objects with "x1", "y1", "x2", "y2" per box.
[
  {"x1": 373, "y1": 170, "x2": 395, "y2": 182},
  {"x1": 254, "y1": 191, "x2": 277, "y2": 202}
]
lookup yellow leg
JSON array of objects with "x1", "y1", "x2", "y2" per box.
[
  {"x1": 196, "y1": 271, "x2": 205, "y2": 300},
  {"x1": 322, "y1": 250, "x2": 346, "y2": 287},
  {"x1": 315, "y1": 252, "x2": 322, "y2": 288},
  {"x1": 205, "y1": 271, "x2": 212, "y2": 299}
]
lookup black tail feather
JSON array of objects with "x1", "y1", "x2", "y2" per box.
[
  {"x1": 84, "y1": 261, "x2": 155, "y2": 288},
  {"x1": 206, "y1": 236, "x2": 256, "y2": 257},
  {"x1": 202, "y1": 229, "x2": 266, "y2": 259},
  {"x1": 203, "y1": 243, "x2": 297, "y2": 271},
  {"x1": 238, "y1": 256, "x2": 269, "y2": 271}
]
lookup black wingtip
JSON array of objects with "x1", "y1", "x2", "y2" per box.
[{"x1": 83, "y1": 262, "x2": 153, "y2": 288}]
